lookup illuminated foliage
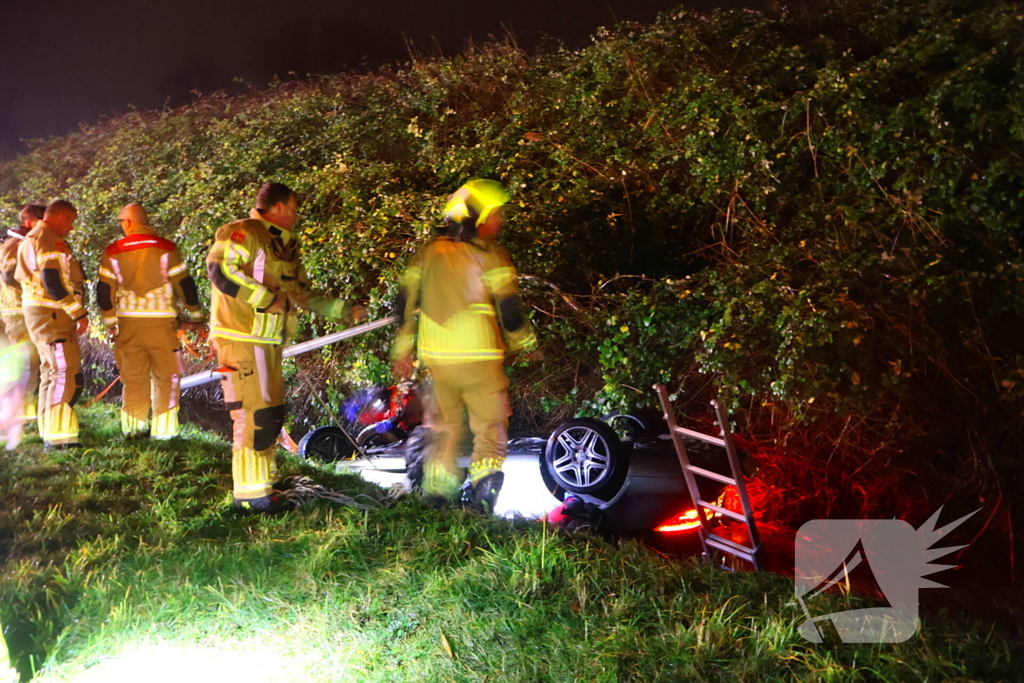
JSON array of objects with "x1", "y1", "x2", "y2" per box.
[{"x1": 1, "y1": 0, "x2": 1022, "y2": 517}]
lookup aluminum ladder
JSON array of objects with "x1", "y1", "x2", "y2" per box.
[{"x1": 653, "y1": 384, "x2": 762, "y2": 570}]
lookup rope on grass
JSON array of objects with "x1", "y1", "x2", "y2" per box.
[{"x1": 277, "y1": 475, "x2": 404, "y2": 510}]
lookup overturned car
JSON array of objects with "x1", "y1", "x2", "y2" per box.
[
  {"x1": 539, "y1": 411, "x2": 755, "y2": 543},
  {"x1": 298, "y1": 384, "x2": 756, "y2": 554}
]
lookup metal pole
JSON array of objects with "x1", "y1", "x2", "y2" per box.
[{"x1": 180, "y1": 315, "x2": 399, "y2": 391}]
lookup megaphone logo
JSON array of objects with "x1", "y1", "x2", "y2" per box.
[{"x1": 794, "y1": 507, "x2": 978, "y2": 643}]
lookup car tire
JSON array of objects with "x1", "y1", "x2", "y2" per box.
[
  {"x1": 604, "y1": 407, "x2": 669, "y2": 440},
  {"x1": 297, "y1": 426, "x2": 356, "y2": 462},
  {"x1": 356, "y1": 425, "x2": 407, "y2": 449},
  {"x1": 543, "y1": 417, "x2": 629, "y2": 498},
  {"x1": 539, "y1": 454, "x2": 567, "y2": 501}
]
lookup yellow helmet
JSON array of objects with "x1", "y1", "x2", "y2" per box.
[{"x1": 443, "y1": 179, "x2": 510, "y2": 239}]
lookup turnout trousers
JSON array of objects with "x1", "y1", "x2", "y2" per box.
[
  {"x1": 24, "y1": 307, "x2": 82, "y2": 446},
  {"x1": 422, "y1": 359, "x2": 511, "y2": 498},
  {"x1": 113, "y1": 317, "x2": 184, "y2": 439},
  {"x1": 214, "y1": 338, "x2": 285, "y2": 501},
  {"x1": 1, "y1": 311, "x2": 39, "y2": 421}
]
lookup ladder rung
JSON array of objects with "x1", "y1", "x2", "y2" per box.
[
  {"x1": 705, "y1": 542, "x2": 758, "y2": 566},
  {"x1": 685, "y1": 464, "x2": 737, "y2": 486},
  {"x1": 708, "y1": 550, "x2": 759, "y2": 571},
  {"x1": 672, "y1": 426, "x2": 726, "y2": 448},
  {"x1": 705, "y1": 543, "x2": 757, "y2": 566},
  {"x1": 697, "y1": 499, "x2": 747, "y2": 523},
  {"x1": 706, "y1": 533, "x2": 760, "y2": 558}
]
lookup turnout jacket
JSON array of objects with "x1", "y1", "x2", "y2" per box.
[
  {"x1": 0, "y1": 226, "x2": 30, "y2": 318},
  {"x1": 206, "y1": 212, "x2": 347, "y2": 344},
  {"x1": 96, "y1": 226, "x2": 203, "y2": 326},
  {"x1": 393, "y1": 235, "x2": 536, "y2": 366},
  {"x1": 14, "y1": 221, "x2": 86, "y2": 320}
]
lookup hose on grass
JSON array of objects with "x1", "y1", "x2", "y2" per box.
[{"x1": 277, "y1": 475, "x2": 404, "y2": 510}]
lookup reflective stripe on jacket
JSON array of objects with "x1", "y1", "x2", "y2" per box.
[
  {"x1": 0, "y1": 228, "x2": 27, "y2": 315},
  {"x1": 206, "y1": 215, "x2": 344, "y2": 345},
  {"x1": 14, "y1": 222, "x2": 86, "y2": 319},
  {"x1": 394, "y1": 235, "x2": 536, "y2": 366},
  {"x1": 97, "y1": 229, "x2": 203, "y2": 326}
]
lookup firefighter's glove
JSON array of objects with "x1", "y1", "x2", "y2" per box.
[
  {"x1": 393, "y1": 353, "x2": 415, "y2": 381},
  {"x1": 285, "y1": 311, "x2": 299, "y2": 342},
  {"x1": 105, "y1": 324, "x2": 118, "y2": 342},
  {"x1": 349, "y1": 303, "x2": 368, "y2": 324},
  {"x1": 260, "y1": 291, "x2": 288, "y2": 315},
  {"x1": 323, "y1": 300, "x2": 366, "y2": 324}
]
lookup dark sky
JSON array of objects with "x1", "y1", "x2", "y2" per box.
[{"x1": 0, "y1": 0, "x2": 753, "y2": 160}]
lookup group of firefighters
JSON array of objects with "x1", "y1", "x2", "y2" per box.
[
  {"x1": 2, "y1": 177, "x2": 534, "y2": 678},
  {"x1": 1, "y1": 178, "x2": 536, "y2": 515}
]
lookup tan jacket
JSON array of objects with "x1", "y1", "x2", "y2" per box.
[
  {"x1": 206, "y1": 214, "x2": 346, "y2": 344},
  {"x1": 14, "y1": 221, "x2": 86, "y2": 320},
  {"x1": 97, "y1": 226, "x2": 203, "y2": 326},
  {"x1": 0, "y1": 227, "x2": 29, "y2": 317},
  {"x1": 394, "y1": 236, "x2": 536, "y2": 366}
]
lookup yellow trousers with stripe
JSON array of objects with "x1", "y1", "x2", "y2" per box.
[
  {"x1": 422, "y1": 360, "x2": 510, "y2": 497},
  {"x1": 24, "y1": 307, "x2": 81, "y2": 445},
  {"x1": 2, "y1": 311, "x2": 39, "y2": 421},
  {"x1": 113, "y1": 318, "x2": 183, "y2": 439},
  {"x1": 214, "y1": 338, "x2": 284, "y2": 501}
]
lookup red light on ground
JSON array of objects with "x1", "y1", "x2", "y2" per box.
[{"x1": 655, "y1": 508, "x2": 701, "y2": 533}]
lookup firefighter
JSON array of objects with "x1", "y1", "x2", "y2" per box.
[
  {"x1": 14, "y1": 200, "x2": 89, "y2": 449},
  {"x1": 207, "y1": 182, "x2": 365, "y2": 513},
  {"x1": 393, "y1": 179, "x2": 537, "y2": 513},
  {"x1": 97, "y1": 203, "x2": 205, "y2": 439},
  {"x1": 0, "y1": 203, "x2": 45, "y2": 424}
]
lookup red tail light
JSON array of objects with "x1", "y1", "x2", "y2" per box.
[{"x1": 655, "y1": 508, "x2": 701, "y2": 533}]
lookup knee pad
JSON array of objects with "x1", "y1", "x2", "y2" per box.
[{"x1": 253, "y1": 405, "x2": 286, "y2": 451}]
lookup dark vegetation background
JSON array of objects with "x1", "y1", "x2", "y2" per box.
[{"x1": 1, "y1": 0, "x2": 1021, "y2": 569}]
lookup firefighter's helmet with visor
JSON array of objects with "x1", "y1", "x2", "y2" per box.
[{"x1": 442, "y1": 179, "x2": 510, "y2": 241}]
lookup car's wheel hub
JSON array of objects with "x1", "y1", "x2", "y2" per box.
[{"x1": 553, "y1": 427, "x2": 612, "y2": 488}]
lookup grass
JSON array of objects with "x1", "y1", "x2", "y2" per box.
[{"x1": 0, "y1": 404, "x2": 1018, "y2": 682}]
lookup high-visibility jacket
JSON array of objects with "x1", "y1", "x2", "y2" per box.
[
  {"x1": 13, "y1": 221, "x2": 86, "y2": 320},
  {"x1": 96, "y1": 226, "x2": 203, "y2": 324},
  {"x1": 0, "y1": 227, "x2": 29, "y2": 319},
  {"x1": 206, "y1": 213, "x2": 347, "y2": 345},
  {"x1": 394, "y1": 235, "x2": 536, "y2": 366}
]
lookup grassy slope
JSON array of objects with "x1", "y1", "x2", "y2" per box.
[{"x1": 0, "y1": 406, "x2": 1016, "y2": 682}]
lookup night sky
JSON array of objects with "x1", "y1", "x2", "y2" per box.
[{"x1": 0, "y1": 0, "x2": 752, "y2": 160}]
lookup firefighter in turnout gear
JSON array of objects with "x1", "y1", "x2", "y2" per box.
[
  {"x1": 393, "y1": 179, "x2": 536, "y2": 513},
  {"x1": 14, "y1": 200, "x2": 89, "y2": 449},
  {"x1": 1, "y1": 203, "x2": 45, "y2": 423},
  {"x1": 97, "y1": 203, "x2": 204, "y2": 439},
  {"x1": 207, "y1": 182, "x2": 364, "y2": 513}
]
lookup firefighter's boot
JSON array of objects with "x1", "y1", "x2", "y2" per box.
[
  {"x1": 232, "y1": 491, "x2": 294, "y2": 515},
  {"x1": 468, "y1": 472, "x2": 505, "y2": 515},
  {"x1": 421, "y1": 457, "x2": 463, "y2": 509}
]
